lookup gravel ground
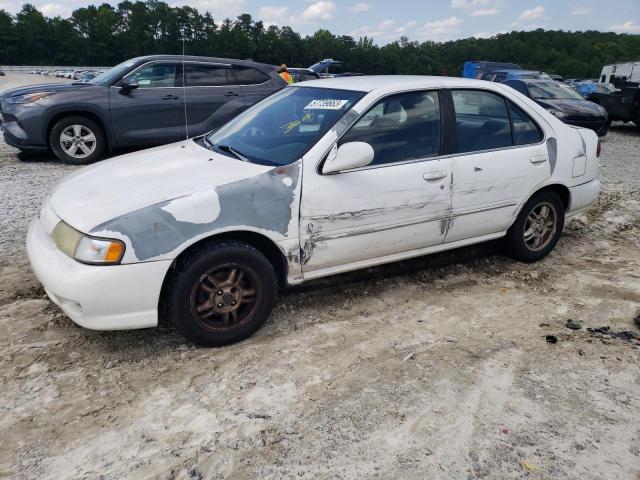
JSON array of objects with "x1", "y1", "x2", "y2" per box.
[{"x1": 0, "y1": 73, "x2": 639, "y2": 479}]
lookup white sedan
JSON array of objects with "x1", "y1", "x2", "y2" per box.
[{"x1": 27, "y1": 76, "x2": 601, "y2": 346}]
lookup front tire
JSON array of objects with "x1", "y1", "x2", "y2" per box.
[
  {"x1": 164, "y1": 241, "x2": 278, "y2": 347},
  {"x1": 49, "y1": 116, "x2": 105, "y2": 164},
  {"x1": 505, "y1": 190, "x2": 565, "y2": 263}
]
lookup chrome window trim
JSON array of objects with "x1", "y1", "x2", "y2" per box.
[{"x1": 110, "y1": 59, "x2": 272, "y2": 89}]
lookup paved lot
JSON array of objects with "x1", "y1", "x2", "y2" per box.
[{"x1": 1, "y1": 73, "x2": 639, "y2": 479}]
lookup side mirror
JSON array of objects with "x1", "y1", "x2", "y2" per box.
[
  {"x1": 322, "y1": 142, "x2": 374, "y2": 174},
  {"x1": 120, "y1": 78, "x2": 139, "y2": 92}
]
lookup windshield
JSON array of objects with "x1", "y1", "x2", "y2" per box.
[
  {"x1": 528, "y1": 82, "x2": 584, "y2": 100},
  {"x1": 205, "y1": 86, "x2": 365, "y2": 166},
  {"x1": 90, "y1": 60, "x2": 137, "y2": 86}
]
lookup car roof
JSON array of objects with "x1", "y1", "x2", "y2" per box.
[
  {"x1": 294, "y1": 75, "x2": 492, "y2": 92},
  {"x1": 514, "y1": 79, "x2": 561, "y2": 85},
  {"x1": 129, "y1": 55, "x2": 278, "y2": 71},
  {"x1": 492, "y1": 69, "x2": 543, "y2": 75}
]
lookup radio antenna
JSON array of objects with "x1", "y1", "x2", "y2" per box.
[{"x1": 180, "y1": 27, "x2": 189, "y2": 139}]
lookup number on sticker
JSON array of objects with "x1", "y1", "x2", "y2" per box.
[{"x1": 304, "y1": 99, "x2": 349, "y2": 110}]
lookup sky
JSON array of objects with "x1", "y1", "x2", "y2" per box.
[{"x1": 3, "y1": 0, "x2": 640, "y2": 44}]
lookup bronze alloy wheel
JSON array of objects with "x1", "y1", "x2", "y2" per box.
[
  {"x1": 189, "y1": 265, "x2": 262, "y2": 332},
  {"x1": 523, "y1": 201, "x2": 557, "y2": 252}
]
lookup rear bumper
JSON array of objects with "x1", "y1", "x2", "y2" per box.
[
  {"x1": 567, "y1": 179, "x2": 601, "y2": 218},
  {"x1": 27, "y1": 217, "x2": 172, "y2": 330}
]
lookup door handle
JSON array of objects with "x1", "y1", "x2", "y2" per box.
[
  {"x1": 224, "y1": 91, "x2": 239, "y2": 97},
  {"x1": 423, "y1": 171, "x2": 447, "y2": 181},
  {"x1": 530, "y1": 154, "x2": 547, "y2": 164},
  {"x1": 161, "y1": 94, "x2": 178, "y2": 100}
]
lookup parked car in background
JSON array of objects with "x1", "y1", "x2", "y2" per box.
[
  {"x1": 482, "y1": 70, "x2": 550, "y2": 82},
  {"x1": 27, "y1": 76, "x2": 601, "y2": 346},
  {"x1": 287, "y1": 68, "x2": 320, "y2": 83},
  {"x1": 78, "y1": 71, "x2": 100, "y2": 83},
  {"x1": 549, "y1": 74, "x2": 564, "y2": 82},
  {"x1": 462, "y1": 61, "x2": 522, "y2": 79},
  {"x1": 503, "y1": 79, "x2": 609, "y2": 136},
  {"x1": 575, "y1": 82, "x2": 617, "y2": 98},
  {"x1": 72, "y1": 70, "x2": 88, "y2": 80},
  {"x1": 0, "y1": 70, "x2": 5, "y2": 76},
  {"x1": 308, "y1": 59, "x2": 362, "y2": 78},
  {"x1": 586, "y1": 84, "x2": 640, "y2": 127},
  {"x1": 0, "y1": 55, "x2": 287, "y2": 164}
]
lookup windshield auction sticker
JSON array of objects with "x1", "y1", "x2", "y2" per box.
[{"x1": 304, "y1": 99, "x2": 349, "y2": 110}]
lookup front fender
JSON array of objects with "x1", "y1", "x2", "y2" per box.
[{"x1": 88, "y1": 162, "x2": 302, "y2": 264}]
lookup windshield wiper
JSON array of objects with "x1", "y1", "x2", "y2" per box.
[{"x1": 216, "y1": 144, "x2": 250, "y2": 162}]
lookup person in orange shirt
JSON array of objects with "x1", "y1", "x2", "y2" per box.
[{"x1": 278, "y1": 64, "x2": 294, "y2": 84}]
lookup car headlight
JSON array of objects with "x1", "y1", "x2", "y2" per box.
[
  {"x1": 546, "y1": 108, "x2": 567, "y2": 119},
  {"x1": 51, "y1": 221, "x2": 125, "y2": 265},
  {"x1": 6, "y1": 91, "x2": 56, "y2": 105}
]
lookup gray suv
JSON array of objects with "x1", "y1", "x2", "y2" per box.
[{"x1": 0, "y1": 55, "x2": 286, "y2": 164}]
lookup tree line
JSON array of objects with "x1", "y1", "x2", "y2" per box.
[{"x1": 1, "y1": 1, "x2": 639, "y2": 78}]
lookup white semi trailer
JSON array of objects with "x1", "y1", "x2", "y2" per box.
[{"x1": 600, "y1": 61, "x2": 640, "y2": 84}]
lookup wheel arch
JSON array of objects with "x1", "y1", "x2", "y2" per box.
[
  {"x1": 509, "y1": 183, "x2": 571, "y2": 230},
  {"x1": 46, "y1": 110, "x2": 112, "y2": 151},
  {"x1": 158, "y1": 230, "x2": 290, "y2": 319}
]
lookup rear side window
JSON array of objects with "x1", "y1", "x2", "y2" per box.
[
  {"x1": 509, "y1": 101, "x2": 543, "y2": 145},
  {"x1": 126, "y1": 63, "x2": 178, "y2": 88},
  {"x1": 340, "y1": 90, "x2": 441, "y2": 166},
  {"x1": 233, "y1": 67, "x2": 271, "y2": 85},
  {"x1": 452, "y1": 90, "x2": 512, "y2": 153},
  {"x1": 184, "y1": 64, "x2": 232, "y2": 87},
  {"x1": 452, "y1": 90, "x2": 543, "y2": 153}
]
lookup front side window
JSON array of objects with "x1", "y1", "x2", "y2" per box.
[
  {"x1": 205, "y1": 86, "x2": 364, "y2": 166},
  {"x1": 452, "y1": 90, "x2": 512, "y2": 153},
  {"x1": 184, "y1": 64, "x2": 232, "y2": 87},
  {"x1": 90, "y1": 60, "x2": 136, "y2": 86},
  {"x1": 125, "y1": 63, "x2": 178, "y2": 88},
  {"x1": 340, "y1": 90, "x2": 441, "y2": 166}
]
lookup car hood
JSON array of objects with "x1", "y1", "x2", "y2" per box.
[
  {"x1": 1, "y1": 82, "x2": 91, "y2": 99},
  {"x1": 535, "y1": 98, "x2": 605, "y2": 117},
  {"x1": 49, "y1": 139, "x2": 272, "y2": 232}
]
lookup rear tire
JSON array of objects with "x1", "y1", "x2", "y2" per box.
[
  {"x1": 49, "y1": 116, "x2": 105, "y2": 164},
  {"x1": 163, "y1": 240, "x2": 278, "y2": 347},
  {"x1": 504, "y1": 190, "x2": 565, "y2": 263}
]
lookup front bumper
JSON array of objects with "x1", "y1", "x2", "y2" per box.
[
  {"x1": 567, "y1": 179, "x2": 601, "y2": 218},
  {"x1": 27, "y1": 217, "x2": 173, "y2": 330},
  {"x1": 0, "y1": 102, "x2": 48, "y2": 150}
]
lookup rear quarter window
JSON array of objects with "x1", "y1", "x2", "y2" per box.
[{"x1": 234, "y1": 67, "x2": 271, "y2": 85}]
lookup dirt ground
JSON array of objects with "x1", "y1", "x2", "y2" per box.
[{"x1": 1, "y1": 73, "x2": 639, "y2": 480}]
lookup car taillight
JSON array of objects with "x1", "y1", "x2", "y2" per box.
[{"x1": 596, "y1": 140, "x2": 601, "y2": 158}]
